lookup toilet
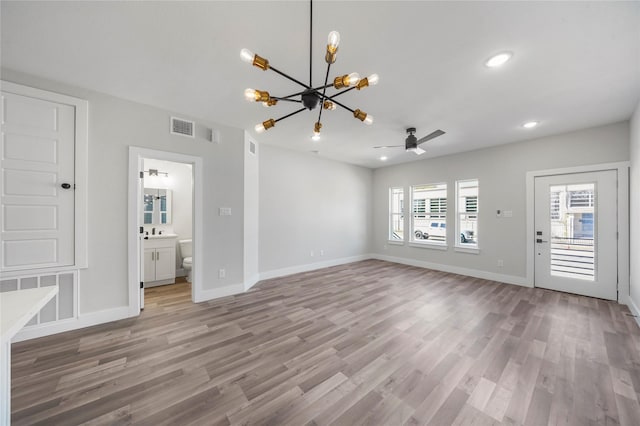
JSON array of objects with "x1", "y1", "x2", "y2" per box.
[{"x1": 178, "y1": 239, "x2": 192, "y2": 282}]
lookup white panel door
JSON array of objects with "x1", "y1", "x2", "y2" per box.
[
  {"x1": 154, "y1": 247, "x2": 174, "y2": 281},
  {"x1": 1, "y1": 91, "x2": 75, "y2": 271},
  {"x1": 534, "y1": 170, "x2": 617, "y2": 300}
]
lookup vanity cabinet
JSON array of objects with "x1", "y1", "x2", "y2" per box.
[{"x1": 143, "y1": 236, "x2": 176, "y2": 287}]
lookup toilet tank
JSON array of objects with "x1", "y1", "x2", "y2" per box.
[{"x1": 178, "y1": 239, "x2": 192, "y2": 258}]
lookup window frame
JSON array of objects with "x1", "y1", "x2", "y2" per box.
[
  {"x1": 410, "y1": 183, "x2": 448, "y2": 247},
  {"x1": 455, "y1": 179, "x2": 479, "y2": 250},
  {"x1": 389, "y1": 186, "x2": 405, "y2": 242}
]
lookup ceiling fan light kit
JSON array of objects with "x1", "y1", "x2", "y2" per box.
[{"x1": 240, "y1": 0, "x2": 378, "y2": 141}]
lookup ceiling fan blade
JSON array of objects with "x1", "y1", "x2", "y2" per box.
[
  {"x1": 373, "y1": 145, "x2": 403, "y2": 149},
  {"x1": 416, "y1": 129, "x2": 445, "y2": 145}
]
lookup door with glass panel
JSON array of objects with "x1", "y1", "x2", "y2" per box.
[{"x1": 534, "y1": 170, "x2": 617, "y2": 300}]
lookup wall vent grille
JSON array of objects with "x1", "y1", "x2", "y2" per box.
[
  {"x1": 170, "y1": 117, "x2": 195, "y2": 138},
  {"x1": 249, "y1": 141, "x2": 256, "y2": 155}
]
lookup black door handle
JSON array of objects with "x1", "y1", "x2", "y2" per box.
[{"x1": 61, "y1": 183, "x2": 71, "y2": 189}]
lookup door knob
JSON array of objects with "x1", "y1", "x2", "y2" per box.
[
  {"x1": 536, "y1": 239, "x2": 548, "y2": 243},
  {"x1": 61, "y1": 183, "x2": 72, "y2": 189}
]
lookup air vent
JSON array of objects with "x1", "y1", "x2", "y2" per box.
[
  {"x1": 249, "y1": 141, "x2": 256, "y2": 155},
  {"x1": 170, "y1": 117, "x2": 195, "y2": 138}
]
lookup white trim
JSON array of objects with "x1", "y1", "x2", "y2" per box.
[
  {"x1": 244, "y1": 274, "x2": 260, "y2": 292},
  {"x1": 0, "y1": 80, "x2": 89, "y2": 270},
  {"x1": 128, "y1": 147, "x2": 203, "y2": 315},
  {"x1": 12, "y1": 306, "x2": 132, "y2": 343},
  {"x1": 195, "y1": 283, "x2": 244, "y2": 303},
  {"x1": 259, "y1": 255, "x2": 372, "y2": 281},
  {"x1": 525, "y1": 161, "x2": 630, "y2": 303},
  {"x1": 409, "y1": 242, "x2": 448, "y2": 251},
  {"x1": 387, "y1": 241, "x2": 404, "y2": 246},
  {"x1": 627, "y1": 297, "x2": 640, "y2": 330},
  {"x1": 373, "y1": 253, "x2": 529, "y2": 287},
  {"x1": 454, "y1": 246, "x2": 480, "y2": 254}
]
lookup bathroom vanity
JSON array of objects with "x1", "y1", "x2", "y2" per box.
[{"x1": 143, "y1": 234, "x2": 177, "y2": 287}]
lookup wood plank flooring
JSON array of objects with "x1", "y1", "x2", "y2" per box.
[{"x1": 11, "y1": 259, "x2": 640, "y2": 425}]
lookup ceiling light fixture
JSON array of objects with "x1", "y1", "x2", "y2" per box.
[
  {"x1": 522, "y1": 121, "x2": 539, "y2": 129},
  {"x1": 241, "y1": 0, "x2": 379, "y2": 140},
  {"x1": 485, "y1": 51, "x2": 513, "y2": 68}
]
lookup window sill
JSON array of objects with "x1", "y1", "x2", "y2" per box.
[
  {"x1": 454, "y1": 246, "x2": 480, "y2": 254},
  {"x1": 409, "y1": 242, "x2": 448, "y2": 251},
  {"x1": 387, "y1": 240, "x2": 404, "y2": 246}
]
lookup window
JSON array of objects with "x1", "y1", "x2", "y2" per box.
[
  {"x1": 456, "y1": 179, "x2": 478, "y2": 246},
  {"x1": 389, "y1": 187, "x2": 404, "y2": 241},
  {"x1": 411, "y1": 183, "x2": 447, "y2": 243}
]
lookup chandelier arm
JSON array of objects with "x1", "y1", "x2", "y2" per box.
[
  {"x1": 281, "y1": 83, "x2": 334, "y2": 100},
  {"x1": 274, "y1": 107, "x2": 307, "y2": 123},
  {"x1": 309, "y1": 0, "x2": 313, "y2": 87},
  {"x1": 270, "y1": 97, "x2": 303, "y2": 103},
  {"x1": 326, "y1": 86, "x2": 356, "y2": 99},
  {"x1": 268, "y1": 66, "x2": 311, "y2": 90},
  {"x1": 316, "y1": 62, "x2": 332, "y2": 126}
]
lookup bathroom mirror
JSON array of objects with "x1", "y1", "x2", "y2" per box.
[{"x1": 143, "y1": 188, "x2": 172, "y2": 225}]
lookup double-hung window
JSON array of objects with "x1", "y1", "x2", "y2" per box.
[
  {"x1": 389, "y1": 187, "x2": 404, "y2": 241},
  {"x1": 411, "y1": 183, "x2": 447, "y2": 244},
  {"x1": 456, "y1": 179, "x2": 479, "y2": 246}
]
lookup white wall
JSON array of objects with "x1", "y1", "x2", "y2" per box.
[
  {"x1": 2, "y1": 69, "x2": 247, "y2": 314},
  {"x1": 259, "y1": 145, "x2": 373, "y2": 275},
  {"x1": 372, "y1": 121, "x2": 630, "y2": 283},
  {"x1": 630, "y1": 102, "x2": 640, "y2": 309}
]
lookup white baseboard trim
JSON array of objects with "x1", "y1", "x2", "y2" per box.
[
  {"x1": 627, "y1": 296, "x2": 640, "y2": 330},
  {"x1": 194, "y1": 283, "x2": 244, "y2": 303},
  {"x1": 259, "y1": 255, "x2": 372, "y2": 281},
  {"x1": 244, "y1": 274, "x2": 260, "y2": 292},
  {"x1": 13, "y1": 306, "x2": 133, "y2": 343},
  {"x1": 371, "y1": 253, "x2": 530, "y2": 288}
]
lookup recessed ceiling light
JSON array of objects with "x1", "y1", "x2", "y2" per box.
[
  {"x1": 522, "y1": 121, "x2": 539, "y2": 129},
  {"x1": 485, "y1": 52, "x2": 513, "y2": 68},
  {"x1": 380, "y1": 156, "x2": 388, "y2": 161}
]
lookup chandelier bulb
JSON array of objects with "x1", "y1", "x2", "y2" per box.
[
  {"x1": 367, "y1": 74, "x2": 380, "y2": 86},
  {"x1": 240, "y1": 48, "x2": 254, "y2": 64},
  {"x1": 255, "y1": 123, "x2": 266, "y2": 133},
  {"x1": 244, "y1": 88, "x2": 257, "y2": 102},
  {"x1": 364, "y1": 115, "x2": 374, "y2": 125},
  {"x1": 312, "y1": 133, "x2": 321, "y2": 142},
  {"x1": 323, "y1": 101, "x2": 336, "y2": 111},
  {"x1": 255, "y1": 119, "x2": 275, "y2": 133},
  {"x1": 347, "y1": 72, "x2": 361, "y2": 87},
  {"x1": 327, "y1": 31, "x2": 340, "y2": 49}
]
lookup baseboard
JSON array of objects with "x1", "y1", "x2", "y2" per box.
[
  {"x1": 13, "y1": 306, "x2": 133, "y2": 343},
  {"x1": 244, "y1": 274, "x2": 260, "y2": 292},
  {"x1": 259, "y1": 255, "x2": 372, "y2": 281},
  {"x1": 627, "y1": 296, "x2": 640, "y2": 330},
  {"x1": 371, "y1": 253, "x2": 530, "y2": 288},
  {"x1": 194, "y1": 283, "x2": 244, "y2": 303}
]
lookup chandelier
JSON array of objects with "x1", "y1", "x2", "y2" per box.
[{"x1": 240, "y1": 0, "x2": 379, "y2": 141}]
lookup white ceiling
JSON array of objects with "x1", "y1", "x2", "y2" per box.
[{"x1": 2, "y1": 1, "x2": 639, "y2": 168}]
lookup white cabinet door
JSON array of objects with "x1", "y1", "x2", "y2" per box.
[
  {"x1": 0, "y1": 91, "x2": 75, "y2": 271},
  {"x1": 154, "y1": 247, "x2": 174, "y2": 281},
  {"x1": 143, "y1": 248, "x2": 156, "y2": 282}
]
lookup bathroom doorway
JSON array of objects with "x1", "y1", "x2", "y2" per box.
[{"x1": 128, "y1": 147, "x2": 203, "y2": 315}]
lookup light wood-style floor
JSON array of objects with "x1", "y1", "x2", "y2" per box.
[{"x1": 11, "y1": 260, "x2": 640, "y2": 425}]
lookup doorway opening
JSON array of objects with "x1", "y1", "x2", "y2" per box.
[{"x1": 128, "y1": 147, "x2": 203, "y2": 315}]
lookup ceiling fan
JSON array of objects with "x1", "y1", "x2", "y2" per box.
[{"x1": 374, "y1": 127, "x2": 445, "y2": 155}]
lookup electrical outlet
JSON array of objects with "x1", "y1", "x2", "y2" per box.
[
  {"x1": 219, "y1": 268, "x2": 226, "y2": 278},
  {"x1": 219, "y1": 207, "x2": 232, "y2": 216},
  {"x1": 497, "y1": 259, "x2": 504, "y2": 267}
]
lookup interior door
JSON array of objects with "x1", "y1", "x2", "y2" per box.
[
  {"x1": 1, "y1": 91, "x2": 75, "y2": 271},
  {"x1": 534, "y1": 170, "x2": 617, "y2": 300}
]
